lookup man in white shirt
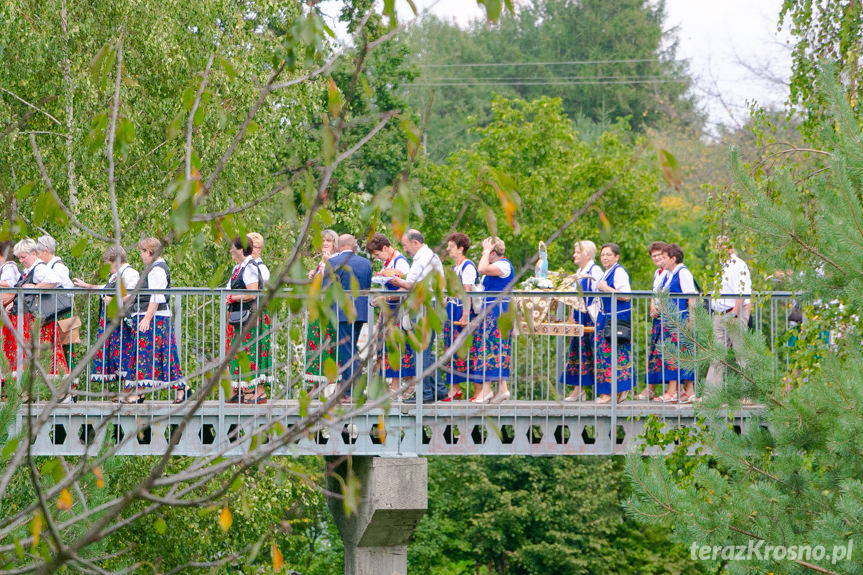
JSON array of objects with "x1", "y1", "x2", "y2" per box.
[
  {"x1": 388, "y1": 229, "x2": 447, "y2": 403},
  {"x1": 36, "y1": 235, "x2": 74, "y2": 289},
  {"x1": 705, "y1": 237, "x2": 753, "y2": 390},
  {"x1": 387, "y1": 229, "x2": 445, "y2": 290}
]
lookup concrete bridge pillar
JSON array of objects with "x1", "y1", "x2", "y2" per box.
[{"x1": 325, "y1": 456, "x2": 427, "y2": 575}]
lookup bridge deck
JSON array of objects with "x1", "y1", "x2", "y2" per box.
[{"x1": 15, "y1": 400, "x2": 762, "y2": 457}]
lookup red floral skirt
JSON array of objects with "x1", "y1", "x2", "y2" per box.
[{"x1": 2, "y1": 314, "x2": 69, "y2": 378}]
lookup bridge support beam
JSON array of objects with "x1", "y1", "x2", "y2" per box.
[{"x1": 325, "y1": 456, "x2": 427, "y2": 575}]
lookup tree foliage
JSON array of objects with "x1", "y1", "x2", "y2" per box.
[
  {"x1": 416, "y1": 96, "x2": 661, "y2": 284},
  {"x1": 780, "y1": 0, "x2": 863, "y2": 137},
  {"x1": 626, "y1": 72, "x2": 863, "y2": 575},
  {"x1": 407, "y1": 0, "x2": 698, "y2": 160},
  {"x1": 411, "y1": 456, "x2": 708, "y2": 575}
]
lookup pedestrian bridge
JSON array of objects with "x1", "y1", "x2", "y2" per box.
[
  {"x1": 18, "y1": 400, "x2": 761, "y2": 457},
  {"x1": 3, "y1": 288, "x2": 788, "y2": 457}
]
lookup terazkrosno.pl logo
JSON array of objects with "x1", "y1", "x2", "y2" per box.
[{"x1": 690, "y1": 540, "x2": 854, "y2": 565}]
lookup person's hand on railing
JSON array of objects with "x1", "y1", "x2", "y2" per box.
[{"x1": 72, "y1": 278, "x2": 96, "y2": 289}]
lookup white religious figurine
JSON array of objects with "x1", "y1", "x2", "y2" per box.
[{"x1": 535, "y1": 241, "x2": 553, "y2": 288}]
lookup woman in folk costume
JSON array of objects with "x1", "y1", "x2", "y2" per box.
[
  {"x1": 124, "y1": 238, "x2": 185, "y2": 403},
  {"x1": 3, "y1": 238, "x2": 69, "y2": 381},
  {"x1": 469, "y1": 237, "x2": 515, "y2": 404},
  {"x1": 641, "y1": 241, "x2": 670, "y2": 400},
  {"x1": 441, "y1": 232, "x2": 477, "y2": 401},
  {"x1": 246, "y1": 232, "x2": 274, "y2": 386},
  {"x1": 36, "y1": 235, "x2": 77, "y2": 372},
  {"x1": 303, "y1": 229, "x2": 338, "y2": 395},
  {"x1": 73, "y1": 246, "x2": 140, "y2": 389},
  {"x1": 226, "y1": 235, "x2": 270, "y2": 404},
  {"x1": 368, "y1": 232, "x2": 415, "y2": 395},
  {"x1": 0, "y1": 240, "x2": 20, "y2": 387},
  {"x1": 652, "y1": 243, "x2": 698, "y2": 404},
  {"x1": 593, "y1": 243, "x2": 633, "y2": 403},
  {"x1": 559, "y1": 240, "x2": 604, "y2": 401}
]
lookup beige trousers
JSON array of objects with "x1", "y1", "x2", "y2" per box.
[{"x1": 704, "y1": 306, "x2": 751, "y2": 391}]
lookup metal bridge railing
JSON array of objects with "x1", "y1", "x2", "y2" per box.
[{"x1": 0, "y1": 288, "x2": 793, "y2": 456}]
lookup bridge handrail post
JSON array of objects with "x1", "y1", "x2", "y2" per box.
[
  {"x1": 415, "y1": 299, "x2": 424, "y2": 455},
  {"x1": 15, "y1": 287, "x2": 23, "y2": 387},
  {"x1": 610, "y1": 292, "x2": 617, "y2": 453},
  {"x1": 218, "y1": 290, "x2": 226, "y2": 434}
]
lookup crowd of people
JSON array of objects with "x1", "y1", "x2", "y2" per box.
[
  {"x1": 0, "y1": 228, "x2": 752, "y2": 405},
  {"x1": 304, "y1": 229, "x2": 752, "y2": 405},
  {"x1": 559, "y1": 237, "x2": 751, "y2": 404}
]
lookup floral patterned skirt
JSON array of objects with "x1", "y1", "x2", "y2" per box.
[
  {"x1": 226, "y1": 313, "x2": 273, "y2": 389},
  {"x1": 647, "y1": 316, "x2": 694, "y2": 383},
  {"x1": 442, "y1": 304, "x2": 469, "y2": 384},
  {"x1": 379, "y1": 323, "x2": 416, "y2": 379},
  {"x1": 304, "y1": 318, "x2": 337, "y2": 384},
  {"x1": 468, "y1": 306, "x2": 512, "y2": 383},
  {"x1": 594, "y1": 329, "x2": 633, "y2": 395},
  {"x1": 90, "y1": 314, "x2": 134, "y2": 383},
  {"x1": 2, "y1": 314, "x2": 69, "y2": 378},
  {"x1": 561, "y1": 325, "x2": 596, "y2": 387},
  {"x1": 126, "y1": 316, "x2": 184, "y2": 391}
]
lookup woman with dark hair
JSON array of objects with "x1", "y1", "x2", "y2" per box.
[
  {"x1": 73, "y1": 246, "x2": 140, "y2": 388},
  {"x1": 303, "y1": 230, "x2": 338, "y2": 393},
  {"x1": 640, "y1": 240, "x2": 669, "y2": 400},
  {"x1": 368, "y1": 232, "x2": 415, "y2": 395},
  {"x1": 124, "y1": 238, "x2": 185, "y2": 403},
  {"x1": 226, "y1": 235, "x2": 270, "y2": 404},
  {"x1": 469, "y1": 237, "x2": 514, "y2": 403},
  {"x1": 652, "y1": 243, "x2": 698, "y2": 403},
  {"x1": 442, "y1": 232, "x2": 477, "y2": 400},
  {"x1": 593, "y1": 243, "x2": 633, "y2": 403}
]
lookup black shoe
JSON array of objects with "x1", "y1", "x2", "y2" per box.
[
  {"x1": 403, "y1": 395, "x2": 437, "y2": 404},
  {"x1": 173, "y1": 388, "x2": 189, "y2": 404}
]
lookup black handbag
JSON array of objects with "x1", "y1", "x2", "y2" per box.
[
  {"x1": 602, "y1": 320, "x2": 631, "y2": 343},
  {"x1": 227, "y1": 261, "x2": 263, "y2": 327},
  {"x1": 228, "y1": 307, "x2": 252, "y2": 327},
  {"x1": 26, "y1": 292, "x2": 73, "y2": 323},
  {"x1": 15, "y1": 262, "x2": 73, "y2": 323}
]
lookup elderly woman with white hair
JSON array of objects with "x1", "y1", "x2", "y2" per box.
[
  {"x1": 559, "y1": 240, "x2": 604, "y2": 401},
  {"x1": 36, "y1": 235, "x2": 76, "y2": 371},
  {"x1": 2, "y1": 238, "x2": 69, "y2": 380}
]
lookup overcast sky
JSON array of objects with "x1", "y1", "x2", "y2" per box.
[{"x1": 320, "y1": 0, "x2": 793, "y2": 129}]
